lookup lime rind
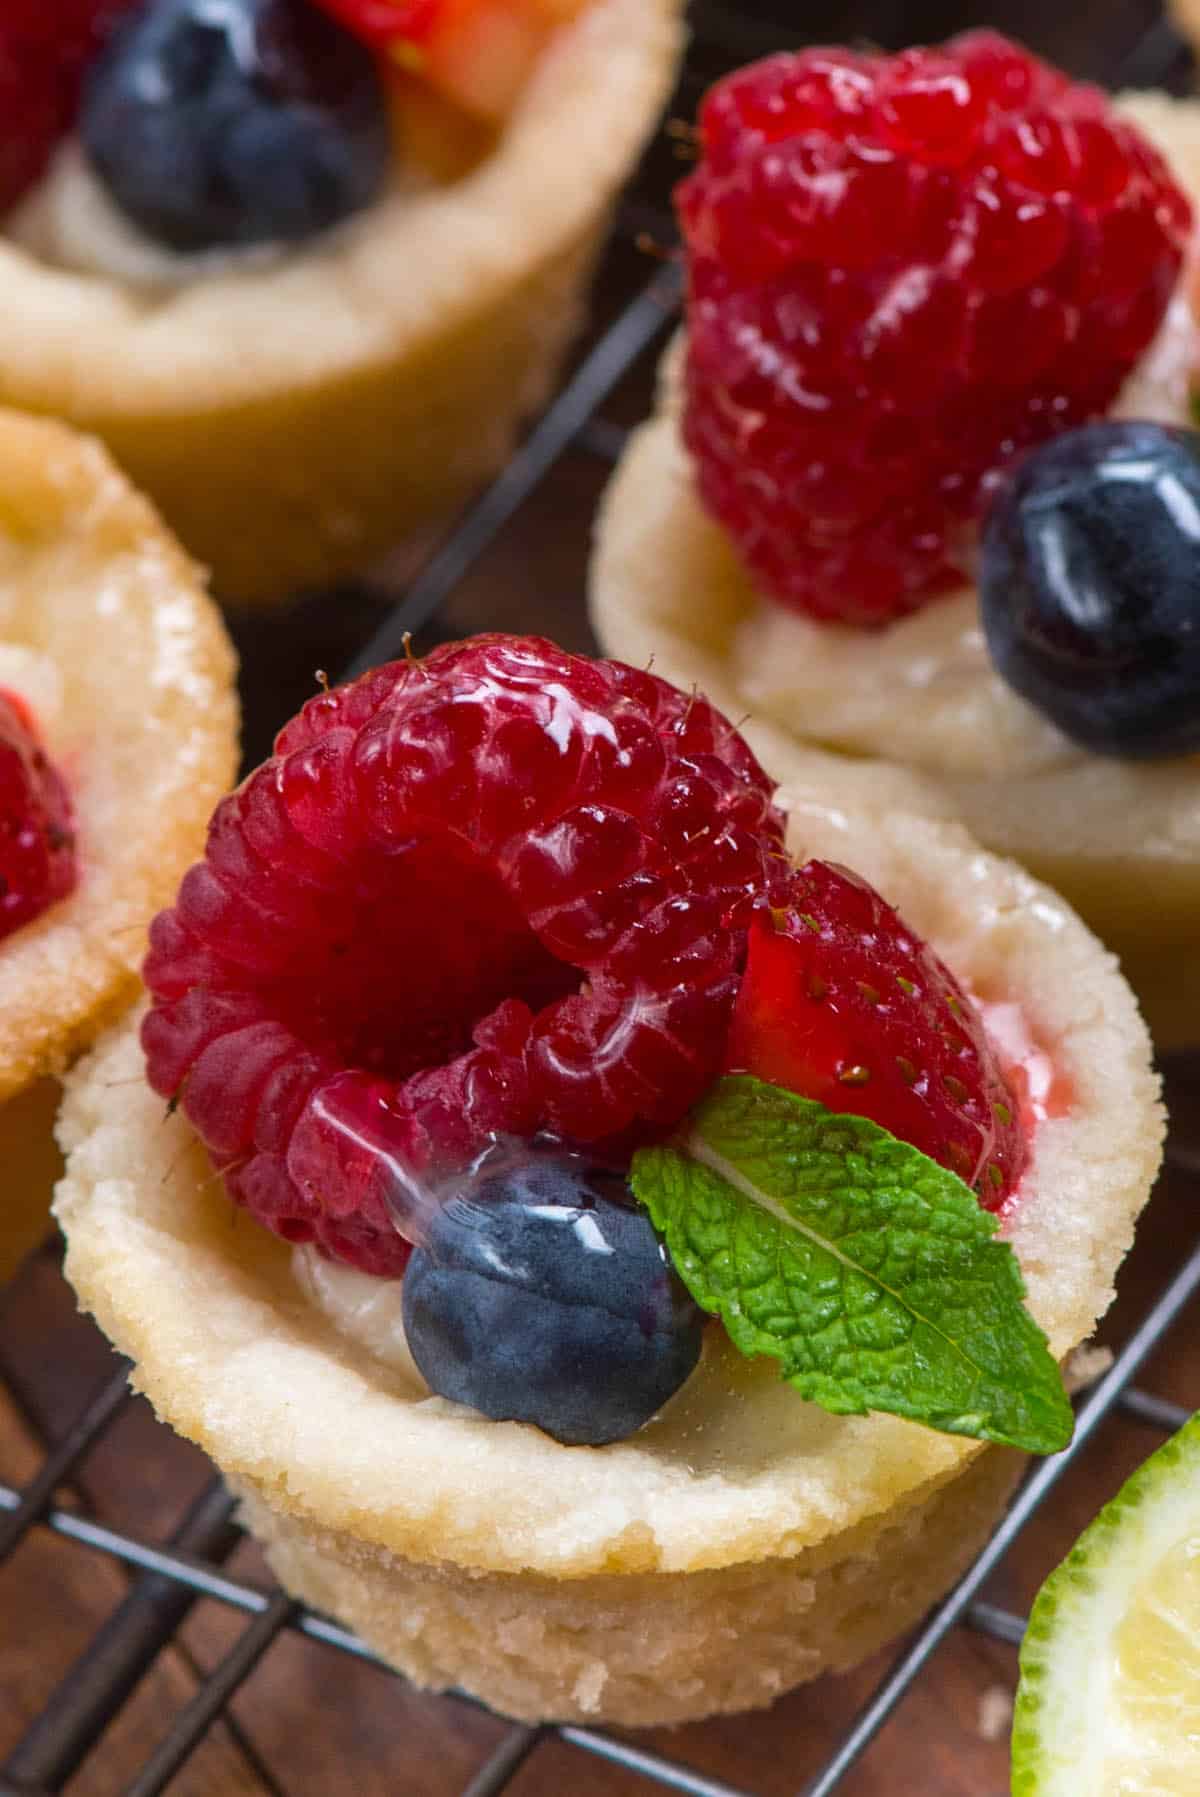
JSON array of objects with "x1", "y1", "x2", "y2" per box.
[{"x1": 1011, "y1": 1409, "x2": 1200, "y2": 1797}]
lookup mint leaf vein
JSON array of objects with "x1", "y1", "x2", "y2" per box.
[{"x1": 631, "y1": 1076, "x2": 1074, "y2": 1455}]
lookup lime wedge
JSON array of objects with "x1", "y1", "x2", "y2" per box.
[{"x1": 1012, "y1": 1411, "x2": 1200, "y2": 1796}]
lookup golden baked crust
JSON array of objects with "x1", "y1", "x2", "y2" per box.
[
  {"x1": 0, "y1": 0, "x2": 684, "y2": 602},
  {"x1": 0, "y1": 409, "x2": 237, "y2": 1273},
  {"x1": 589, "y1": 94, "x2": 1200, "y2": 1045},
  {"x1": 0, "y1": 410, "x2": 238, "y2": 1100},
  {"x1": 54, "y1": 780, "x2": 1161, "y2": 1719},
  {"x1": 1170, "y1": 0, "x2": 1200, "y2": 57},
  {"x1": 232, "y1": 1443, "x2": 1024, "y2": 1724}
]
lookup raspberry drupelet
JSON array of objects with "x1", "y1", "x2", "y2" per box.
[
  {"x1": 142, "y1": 636, "x2": 788, "y2": 1277},
  {"x1": 0, "y1": 690, "x2": 77, "y2": 940},
  {"x1": 677, "y1": 30, "x2": 1192, "y2": 626}
]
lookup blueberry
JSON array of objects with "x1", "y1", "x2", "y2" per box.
[
  {"x1": 81, "y1": 0, "x2": 391, "y2": 253},
  {"x1": 401, "y1": 1152, "x2": 704, "y2": 1447},
  {"x1": 979, "y1": 421, "x2": 1200, "y2": 759}
]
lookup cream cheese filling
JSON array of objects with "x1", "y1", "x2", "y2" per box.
[
  {"x1": 7, "y1": 142, "x2": 292, "y2": 286},
  {"x1": 293, "y1": 1243, "x2": 428, "y2": 1395},
  {"x1": 6, "y1": 139, "x2": 426, "y2": 288}
]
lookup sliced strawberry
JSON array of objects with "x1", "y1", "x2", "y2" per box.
[
  {"x1": 523, "y1": 0, "x2": 587, "y2": 17},
  {"x1": 725, "y1": 861, "x2": 1027, "y2": 1208},
  {"x1": 314, "y1": 0, "x2": 586, "y2": 120},
  {"x1": 312, "y1": 0, "x2": 441, "y2": 57},
  {"x1": 418, "y1": 1, "x2": 543, "y2": 119}
]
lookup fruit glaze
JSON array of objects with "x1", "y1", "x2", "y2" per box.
[
  {"x1": 141, "y1": 635, "x2": 1073, "y2": 1456},
  {"x1": 4, "y1": 0, "x2": 594, "y2": 281}
]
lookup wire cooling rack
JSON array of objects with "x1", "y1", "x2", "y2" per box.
[{"x1": 2, "y1": 5, "x2": 1199, "y2": 1794}]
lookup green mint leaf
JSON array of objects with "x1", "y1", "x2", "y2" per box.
[{"x1": 631, "y1": 1076, "x2": 1073, "y2": 1455}]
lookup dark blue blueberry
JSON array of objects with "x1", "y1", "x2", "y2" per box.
[
  {"x1": 81, "y1": 0, "x2": 391, "y2": 253},
  {"x1": 979, "y1": 421, "x2": 1200, "y2": 759},
  {"x1": 401, "y1": 1152, "x2": 704, "y2": 1447}
]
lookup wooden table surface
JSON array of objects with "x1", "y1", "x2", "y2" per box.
[{"x1": 3, "y1": 4, "x2": 1199, "y2": 1794}]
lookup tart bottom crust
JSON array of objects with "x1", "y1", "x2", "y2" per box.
[
  {"x1": 587, "y1": 92, "x2": 1200, "y2": 1047},
  {"x1": 0, "y1": 0, "x2": 684, "y2": 604},
  {"x1": 234, "y1": 1447, "x2": 1023, "y2": 1725},
  {"x1": 54, "y1": 793, "x2": 1161, "y2": 1725}
]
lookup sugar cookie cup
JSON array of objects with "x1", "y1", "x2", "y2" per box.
[
  {"x1": 54, "y1": 777, "x2": 1161, "y2": 1724},
  {"x1": 0, "y1": 409, "x2": 237, "y2": 1274},
  {"x1": 0, "y1": 0, "x2": 683, "y2": 605}
]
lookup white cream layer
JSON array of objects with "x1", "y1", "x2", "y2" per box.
[
  {"x1": 7, "y1": 138, "x2": 428, "y2": 289},
  {"x1": 293, "y1": 1243, "x2": 429, "y2": 1394},
  {"x1": 7, "y1": 143, "x2": 298, "y2": 286}
]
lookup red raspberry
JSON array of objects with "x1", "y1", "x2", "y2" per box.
[
  {"x1": 0, "y1": 0, "x2": 139, "y2": 212},
  {"x1": 0, "y1": 690, "x2": 77, "y2": 940},
  {"x1": 142, "y1": 636, "x2": 787, "y2": 1277},
  {"x1": 724, "y1": 860, "x2": 1027, "y2": 1207},
  {"x1": 677, "y1": 32, "x2": 1192, "y2": 627}
]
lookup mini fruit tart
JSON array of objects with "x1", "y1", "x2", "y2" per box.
[
  {"x1": 55, "y1": 635, "x2": 1161, "y2": 1726},
  {"x1": 0, "y1": 407, "x2": 237, "y2": 1276},
  {"x1": 0, "y1": 0, "x2": 682, "y2": 604},
  {"x1": 589, "y1": 32, "x2": 1200, "y2": 1045}
]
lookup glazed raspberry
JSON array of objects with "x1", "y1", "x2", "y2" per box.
[
  {"x1": 678, "y1": 32, "x2": 1192, "y2": 626},
  {"x1": 142, "y1": 635, "x2": 786, "y2": 1276},
  {"x1": 0, "y1": 690, "x2": 77, "y2": 940},
  {"x1": 0, "y1": 1, "x2": 138, "y2": 212},
  {"x1": 724, "y1": 860, "x2": 1027, "y2": 1206}
]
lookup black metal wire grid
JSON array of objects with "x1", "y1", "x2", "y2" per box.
[{"x1": 1, "y1": 5, "x2": 1198, "y2": 1794}]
